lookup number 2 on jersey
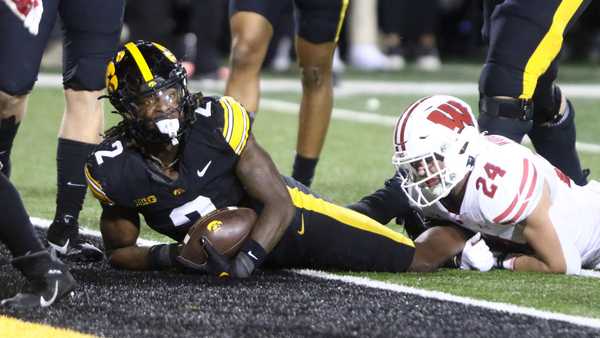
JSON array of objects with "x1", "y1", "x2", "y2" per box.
[
  {"x1": 95, "y1": 140, "x2": 124, "y2": 165},
  {"x1": 169, "y1": 195, "x2": 216, "y2": 227},
  {"x1": 475, "y1": 162, "x2": 506, "y2": 198}
]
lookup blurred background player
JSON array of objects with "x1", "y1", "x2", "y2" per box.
[
  {"x1": 478, "y1": 0, "x2": 591, "y2": 185},
  {"x1": 0, "y1": 0, "x2": 124, "y2": 260},
  {"x1": 378, "y1": 0, "x2": 442, "y2": 72},
  {"x1": 124, "y1": 0, "x2": 230, "y2": 80},
  {"x1": 347, "y1": 0, "x2": 395, "y2": 71},
  {"x1": 0, "y1": 171, "x2": 76, "y2": 308},
  {"x1": 225, "y1": 0, "x2": 349, "y2": 187}
]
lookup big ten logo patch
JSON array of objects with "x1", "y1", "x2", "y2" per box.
[{"x1": 134, "y1": 195, "x2": 157, "y2": 207}]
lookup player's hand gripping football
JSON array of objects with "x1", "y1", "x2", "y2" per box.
[
  {"x1": 460, "y1": 232, "x2": 495, "y2": 272},
  {"x1": 201, "y1": 237, "x2": 257, "y2": 279},
  {"x1": 3, "y1": 0, "x2": 43, "y2": 35}
]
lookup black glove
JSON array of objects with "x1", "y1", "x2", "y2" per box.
[
  {"x1": 200, "y1": 237, "x2": 232, "y2": 278},
  {"x1": 200, "y1": 237, "x2": 261, "y2": 279}
]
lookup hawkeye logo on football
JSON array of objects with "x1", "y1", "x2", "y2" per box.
[
  {"x1": 134, "y1": 195, "x2": 157, "y2": 207},
  {"x1": 207, "y1": 220, "x2": 223, "y2": 232},
  {"x1": 172, "y1": 188, "x2": 185, "y2": 197}
]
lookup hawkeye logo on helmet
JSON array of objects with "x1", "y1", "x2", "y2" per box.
[
  {"x1": 207, "y1": 220, "x2": 223, "y2": 232},
  {"x1": 147, "y1": 80, "x2": 157, "y2": 88},
  {"x1": 106, "y1": 61, "x2": 118, "y2": 92},
  {"x1": 115, "y1": 50, "x2": 126, "y2": 63}
]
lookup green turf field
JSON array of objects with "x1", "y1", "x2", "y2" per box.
[{"x1": 12, "y1": 69, "x2": 600, "y2": 319}]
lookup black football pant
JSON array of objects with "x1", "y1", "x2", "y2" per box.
[
  {"x1": 478, "y1": 0, "x2": 591, "y2": 185},
  {"x1": 264, "y1": 177, "x2": 416, "y2": 272},
  {"x1": 230, "y1": 0, "x2": 349, "y2": 44},
  {"x1": 0, "y1": 0, "x2": 124, "y2": 94}
]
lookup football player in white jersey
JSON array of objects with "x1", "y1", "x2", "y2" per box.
[{"x1": 390, "y1": 95, "x2": 600, "y2": 275}]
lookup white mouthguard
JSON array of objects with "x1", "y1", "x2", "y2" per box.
[{"x1": 155, "y1": 118, "x2": 180, "y2": 145}]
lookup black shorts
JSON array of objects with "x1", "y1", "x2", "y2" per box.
[
  {"x1": 230, "y1": 0, "x2": 349, "y2": 44},
  {"x1": 481, "y1": 0, "x2": 589, "y2": 99},
  {"x1": 264, "y1": 177, "x2": 416, "y2": 273},
  {"x1": 0, "y1": 0, "x2": 124, "y2": 95}
]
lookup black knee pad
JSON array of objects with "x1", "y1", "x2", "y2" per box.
[
  {"x1": 478, "y1": 95, "x2": 533, "y2": 143},
  {"x1": 533, "y1": 83, "x2": 562, "y2": 125},
  {"x1": 529, "y1": 99, "x2": 587, "y2": 185}
]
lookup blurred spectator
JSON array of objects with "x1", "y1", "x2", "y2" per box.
[
  {"x1": 187, "y1": 0, "x2": 230, "y2": 79},
  {"x1": 263, "y1": 1, "x2": 295, "y2": 72},
  {"x1": 378, "y1": 0, "x2": 442, "y2": 71},
  {"x1": 437, "y1": 0, "x2": 485, "y2": 60},
  {"x1": 125, "y1": 0, "x2": 229, "y2": 80},
  {"x1": 125, "y1": 0, "x2": 178, "y2": 52},
  {"x1": 566, "y1": 0, "x2": 600, "y2": 63},
  {"x1": 348, "y1": 0, "x2": 396, "y2": 71}
]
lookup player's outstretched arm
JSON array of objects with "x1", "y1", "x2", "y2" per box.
[
  {"x1": 236, "y1": 135, "x2": 295, "y2": 253},
  {"x1": 408, "y1": 225, "x2": 467, "y2": 272},
  {"x1": 513, "y1": 183, "x2": 569, "y2": 274},
  {"x1": 100, "y1": 206, "x2": 178, "y2": 271}
]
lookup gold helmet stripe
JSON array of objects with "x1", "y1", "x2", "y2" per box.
[
  {"x1": 152, "y1": 42, "x2": 177, "y2": 63},
  {"x1": 219, "y1": 96, "x2": 250, "y2": 155},
  {"x1": 124, "y1": 42, "x2": 154, "y2": 83}
]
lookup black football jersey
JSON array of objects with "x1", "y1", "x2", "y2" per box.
[{"x1": 85, "y1": 95, "x2": 252, "y2": 241}]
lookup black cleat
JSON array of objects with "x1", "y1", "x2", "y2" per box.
[
  {"x1": 47, "y1": 215, "x2": 104, "y2": 262},
  {"x1": 1, "y1": 250, "x2": 77, "y2": 308}
]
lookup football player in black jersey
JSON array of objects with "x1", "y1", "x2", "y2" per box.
[
  {"x1": 478, "y1": 0, "x2": 591, "y2": 185},
  {"x1": 225, "y1": 0, "x2": 349, "y2": 187},
  {"x1": 85, "y1": 41, "x2": 463, "y2": 277},
  {"x1": 0, "y1": 0, "x2": 124, "y2": 261}
]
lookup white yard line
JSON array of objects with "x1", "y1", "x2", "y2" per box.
[
  {"x1": 30, "y1": 217, "x2": 600, "y2": 330},
  {"x1": 259, "y1": 98, "x2": 600, "y2": 154},
  {"x1": 36, "y1": 73, "x2": 600, "y2": 154},
  {"x1": 294, "y1": 269, "x2": 600, "y2": 330},
  {"x1": 37, "y1": 73, "x2": 600, "y2": 98}
]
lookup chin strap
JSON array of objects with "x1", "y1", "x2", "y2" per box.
[{"x1": 155, "y1": 118, "x2": 180, "y2": 145}]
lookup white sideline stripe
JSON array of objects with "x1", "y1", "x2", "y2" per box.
[
  {"x1": 35, "y1": 74, "x2": 600, "y2": 154},
  {"x1": 30, "y1": 217, "x2": 600, "y2": 329},
  {"x1": 31, "y1": 217, "x2": 159, "y2": 247},
  {"x1": 293, "y1": 269, "x2": 600, "y2": 330},
  {"x1": 36, "y1": 73, "x2": 600, "y2": 98},
  {"x1": 259, "y1": 98, "x2": 600, "y2": 155}
]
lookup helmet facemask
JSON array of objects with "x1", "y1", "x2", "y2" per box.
[{"x1": 129, "y1": 81, "x2": 187, "y2": 146}]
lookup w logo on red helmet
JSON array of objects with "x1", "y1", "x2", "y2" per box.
[
  {"x1": 393, "y1": 96, "x2": 476, "y2": 152},
  {"x1": 427, "y1": 100, "x2": 474, "y2": 132}
]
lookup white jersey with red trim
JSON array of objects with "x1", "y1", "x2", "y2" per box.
[{"x1": 419, "y1": 135, "x2": 600, "y2": 272}]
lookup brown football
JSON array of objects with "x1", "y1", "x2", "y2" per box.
[{"x1": 177, "y1": 207, "x2": 256, "y2": 270}]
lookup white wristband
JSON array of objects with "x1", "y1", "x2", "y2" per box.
[{"x1": 502, "y1": 257, "x2": 516, "y2": 270}]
